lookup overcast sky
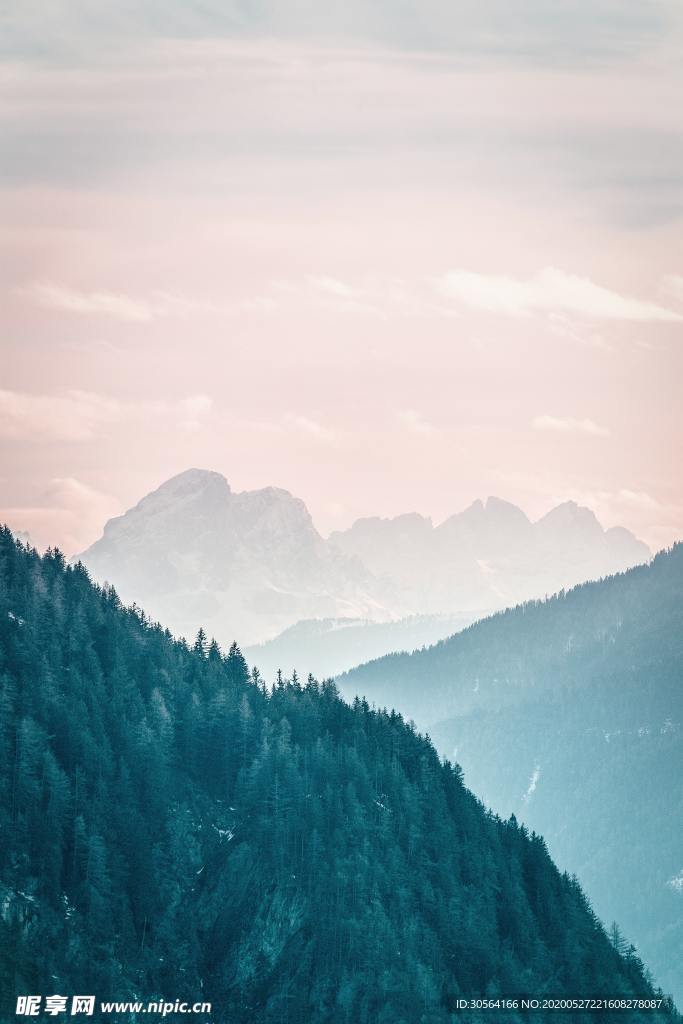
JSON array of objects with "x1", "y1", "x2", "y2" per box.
[{"x1": 1, "y1": 1, "x2": 682, "y2": 554}]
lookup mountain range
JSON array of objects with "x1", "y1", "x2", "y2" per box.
[
  {"x1": 77, "y1": 468, "x2": 649, "y2": 656},
  {"x1": 340, "y1": 545, "x2": 683, "y2": 1004},
  {"x1": 0, "y1": 527, "x2": 673, "y2": 1022}
]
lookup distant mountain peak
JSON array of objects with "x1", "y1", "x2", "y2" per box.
[
  {"x1": 329, "y1": 512, "x2": 433, "y2": 547},
  {"x1": 544, "y1": 498, "x2": 592, "y2": 516},
  {"x1": 538, "y1": 500, "x2": 603, "y2": 532},
  {"x1": 162, "y1": 467, "x2": 229, "y2": 488},
  {"x1": 438, "y1": 496, "x2": 530, "y2": 535},
  {"x1": 484, "y1": 496, "x2": 531, "y2": 523},
  {"x1": 78, "y1": 469, "x2": 390, "y2": 645},
  {"x1": 235, "y1": 485, "x2": 319, "y2": 539},
  {"x1": 393, "y1": 511, "x2": 433, "y2": 527},
  {"x1": 462, "y1": 498, "x2": 485, "y2": 518},
  {"x1": 239, "y1": 484, "x2": 302, "y2": 507},
  {"x1": 140, "y1": 467, "x2": 230, "y2": 507},
  {"x1": 78, "y1": 470, "x2": 652, "y2": 646},
  {"x1": 437, "y1": 500, "x2": 483, "y2": 533},
  {"x1": 100, "y1": 468, "x2": 230, "y2": 539}
]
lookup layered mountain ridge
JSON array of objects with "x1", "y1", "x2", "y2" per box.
[
  {"x1": 330, "y1": 495, "x2": 648, "y2": 614},
  {"x1": 0, "y1": 527, "x2": 673, "y2": 1022},
  {"x1": 339, "y1": 545, "x2": 683, "y2": 1003},
  {"x1": 77, "y1": 468, "x2": 649, "y2": 651},
  {"x1": 244, "y1": 612, "x2": 478, "y2": 682}
]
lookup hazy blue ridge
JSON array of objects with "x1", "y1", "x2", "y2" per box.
[{"x1": 339, "y1": 545, "x2": 683, "y2": 1003}]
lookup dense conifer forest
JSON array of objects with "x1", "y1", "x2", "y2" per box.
[
  {"x1": 0, "y1": 528, "x2": 675, "y2": 1022},
  {"x1": 340, "y1": 545, "x2": 683, "y2": 1002}
]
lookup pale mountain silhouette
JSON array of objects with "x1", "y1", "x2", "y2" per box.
[{"x1": 78, "y1": 468, "x2": 650, "y2": 649}]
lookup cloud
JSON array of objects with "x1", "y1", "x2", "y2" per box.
[
  {"x1": 662, "y1": 274, "x2": 683, "y2": 301},
  {"x1": 0, "y1": 389, "x2": 121, "y2": 441},
  {"x1": 307, "y1": 276, "x2": 361, "y2": 299},
  {"x1": 283, "y1": 413, "x2": 337, "y2": 442},
  {"x1": 24, "y1": 283, "x2": 269, "y2": 323},
  {"x1": 547, "y1": 314, "x2": 612, "y2": 352},
  {"x1": 0, "y1": 477, "x2": 120, "y2": 557},
  {"x1": 270, "y1": 276, "x2": 457, "y2": 320},
  {"x1": 275, "y1": 277, "x2": 380, "y2": 317},
  {"x1": 44, "y1": 476, "x2": 112, "y2": 512},
  {"x1": 23, "y1": 272, "x2": 683, "y2": 330},
  {"x1": 177, "y1": 394, "x2": 214, "y2": 432},
  {"x1": 615, "y1": 488, "x2": 662, "y2": 511},
  {"x1": 27, "y1": 282, "x2": 155, "y2": 322},
  {"x1": 0, "y1": 389, "x2": 216, "y2": 441},
  {"x1": 1, "y1": 1, "x2": 675, "y2": 66},
  {"x1": 398, "y1": 409, "x2": 439, "y2": 436},
  {"x1": 437, "y1": 267, "x2": 682, "y2": 321},
  {"x1": 532, "y1": 415, "x2": 609, "y2": 437}
]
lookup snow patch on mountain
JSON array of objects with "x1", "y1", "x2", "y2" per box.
[
  {"x1": 522, "y1": 764, "x2": 541, "y2": 803},
  {"x1": 667, "y1": 871, "x2": 683, "y2": 895}
]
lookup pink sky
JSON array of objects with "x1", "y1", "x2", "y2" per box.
[{"x1": 1, "y1": 9, "x2": 682, "y2": 555}]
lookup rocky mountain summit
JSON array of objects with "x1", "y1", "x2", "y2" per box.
[{"x1": 78, "y1": 469, "x2": 650, "y2": 648}]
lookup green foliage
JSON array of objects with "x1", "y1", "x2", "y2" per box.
[{"x1": 0, "y1": 528, "x2": 674, "y2": 1023}]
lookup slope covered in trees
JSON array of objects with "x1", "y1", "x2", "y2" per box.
[
  {"x1": 340, "y1": 545, "x2": 683, "y2": 1003},
  {"x1": 0, "y1": 528, "x2": 674, "y2": 1022}
]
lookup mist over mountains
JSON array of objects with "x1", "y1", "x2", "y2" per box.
[
  {"x1": 0, "y1": 528, "x2": 673, "y2": 1021},
  {"x1": 78, "y1": 468, "x2": 649, "y2": 653},
  {"x1": 77, "y1": 469, "x2": 390, "y2": 647},
  {"x1": 340, "y1": 546, "x2": 683, "y2": 1003},
  {"x1": 330, "y1": 496, "x2": 648, "y2": 614},
  {"x1": 57, "y1": 470, "x2": 682, "y2": 1005},
  {"x1": 243, "y1": 613, "x2": 477, "y2": 683}
]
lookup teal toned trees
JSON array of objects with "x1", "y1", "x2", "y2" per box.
[
  {"x1": 193, "y1": 627, "x2": 208, "y2": 658},
  {"x1": 0, "y1": 526, "x2": 675, "y2": 1023},
  {"x1": 226, "y1": 641, "x2": 250, "y2": 687}
]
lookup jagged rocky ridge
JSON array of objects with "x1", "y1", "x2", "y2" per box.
[{"x1": 77, "y1": 468, "x2": 649, "y2": 651}]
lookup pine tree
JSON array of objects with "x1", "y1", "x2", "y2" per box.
[
  {"x1": 226, "y1": 641, "x2": 249, "y2": 687},
  {"x1": 193, "y1": 627, "x2": 208, "y2": 658}
]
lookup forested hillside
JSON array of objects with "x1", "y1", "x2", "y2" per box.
[
  {"x1": 340, "y1": 546, "x2": 683, "y2": 1003},
  {"x1": 0, "y1": 529, "x2": 674, "y2": 1022}
]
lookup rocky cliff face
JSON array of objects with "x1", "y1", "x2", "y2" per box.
[
  {"x1": 78, "y1": 469, "x2": 393, "y2": 646},
  {"x1": 78, "y1": 470, "x2": 650, "y2": 647},
  {"x1": 330, "y1": 496, "x2": 650, "y2": 614}
]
